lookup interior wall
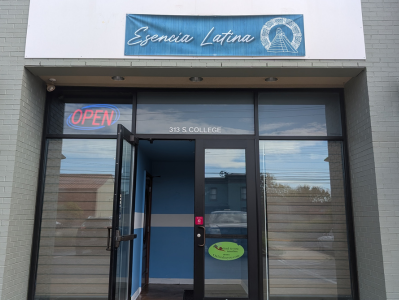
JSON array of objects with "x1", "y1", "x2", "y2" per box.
[{"x1": 149, "y1": 161, "x2": 195, "y2": 283}]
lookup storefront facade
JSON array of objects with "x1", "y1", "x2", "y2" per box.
[{"x1": 0, "y1": 1, "x2": 398, "y2": 300}]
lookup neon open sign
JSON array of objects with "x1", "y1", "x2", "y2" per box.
[{"x1": 66, "y1": 104, "x2": 121, "y2": 130}]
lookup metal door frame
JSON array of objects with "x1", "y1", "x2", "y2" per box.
[
  {"x1": 108, "y1": 124, "x2": 138, "y2": 300},
  {"x1": 194, "y1": 139, "x2": 259, "y2": 300}
]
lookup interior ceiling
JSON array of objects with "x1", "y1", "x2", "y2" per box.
[
  {"x1": 39, "y1": 75, "x2": 352, "y2": 88},
  {"x1": 139, "y1": 140, "x2": 195, "y2": 162}
]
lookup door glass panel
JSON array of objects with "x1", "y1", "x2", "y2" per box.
[
  {"x1": 259, "y1": 141, "x2": 353, "y2": 300},
  {"x1": 115, "y1": 139, "x2": 134, "y2": 300},
  {"x1": 136, "y1": 92, "x2": 254, "y2": 134},
  {"x1": 204, "y1": 149, "x2": 248, "y2": 298},
  {"x1": 35, "y1": 139, "x2": 116, "y2": 300}
]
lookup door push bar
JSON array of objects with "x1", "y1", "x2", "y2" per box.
[{"x1": 106, "y1": 227, "x2": 137, "y2": 251}]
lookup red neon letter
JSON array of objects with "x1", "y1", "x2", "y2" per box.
[
  {"x1": 102, "y1": 110, "x2": 114, "y2": 126},
  {"x1": 71, "y1": 109, "x2": 83, "y2": 124},
  {"x1": 82, "y1": 110, "x2": 94, "y2": 124},
  {"x1": 92, "y1": 110, "x2": 103, "y2": 125}
]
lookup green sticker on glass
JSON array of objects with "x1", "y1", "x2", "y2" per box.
[{"x1": 208, "y1": 242, "x2": 244, "y2": 261}]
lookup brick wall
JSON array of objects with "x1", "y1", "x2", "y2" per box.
[
  {"x1": 0, "y1": 1, "x2": 46, "y2": 299},
  {"x1": 0, "y1": 70, "x2": 45, "y2": 300},
  {"x1": 345, "y1": 71, "x2": 387, "y2": 300},
  {"x1": 360, "y1": 0, "x2": 399, "y2": 298}
]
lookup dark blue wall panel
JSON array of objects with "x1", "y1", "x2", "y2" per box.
[
  {"x1": 151, "y1": 162, "x2": 194, "y2": 214},
  {"x1": 149, "y1": 227, "x2": 194, "y2": 279}
]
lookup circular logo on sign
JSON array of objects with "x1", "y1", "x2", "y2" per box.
[
  {"x1": 260, "y1": 18, "x2": 302, "y2": 53},
  {"x1": 208, "y1": 242, "x2": 245, "y2": 261}
]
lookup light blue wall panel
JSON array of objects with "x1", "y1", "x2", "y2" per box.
[
  {"x1": 149, "y1": 227, "x2": 194, "y2": 279},
  {"x1": 131, "y1": 228, "x2": 143, "y2": 295}
]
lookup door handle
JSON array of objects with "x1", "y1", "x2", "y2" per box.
[
  {"x1": 115, "y1": 230, "x2": 137, "y2": 248},
  {"x1": 198, "y1": 226, "x2": 205, "y2": 247},
  {"x1": 106, "y1": 226, "x2": 112, "y2": 251}
]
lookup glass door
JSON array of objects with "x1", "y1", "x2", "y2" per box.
[
  {"x1": 109, "y1": 125, "x2": 137, "y2": 300},
  {"x1": 194, "y1": 140, "x2": 258, "y2": 300}
]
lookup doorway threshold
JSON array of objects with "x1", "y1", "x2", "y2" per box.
[{"x1": 136, "y1": 284, "x2": 193, "y2": 300}]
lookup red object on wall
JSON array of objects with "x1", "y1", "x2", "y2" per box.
[{"x1": 195, "y1": 216, "x2": 203, "y2": 225}]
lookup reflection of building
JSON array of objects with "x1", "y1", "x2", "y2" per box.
[
  {"x1": 205, "y1": 174, "x2": 247, "y2": 214},
  {"x1": 58, "y1": 174, "x2": 114, "y2": 221},
  {"x1": 35, "y1": 173, "x2": 115, "y2": 298},
  {"x1": 261, "y1": 141, "x2": 352, "y2": 297}
]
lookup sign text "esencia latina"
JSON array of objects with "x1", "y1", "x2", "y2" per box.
[{"x1": 127, "y1": 27, "x2": 255, "y2": 47}]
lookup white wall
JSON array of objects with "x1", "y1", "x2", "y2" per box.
[{"x1": 25, "y1": 0, "x2": 365, "y2": 59}]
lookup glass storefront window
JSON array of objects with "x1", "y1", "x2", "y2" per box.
[
  {"x1": 48, "y1": 101, "x2": 132, "y2": 135},
  {"x1": 258, "y1": 92, "x2": 342, "y2": 136},
  {"x1": 31, "y1": 90, "x2": 355, "y2": 300},
  {"x1": 35, "y1": 139, "x2": 116, "y2": 300},
  {"x1": 259, "y1": 140, "x2": 352, "y2": 300},
  {"x1": 136, "y1": 92, "x2": 254, "y2": 134}
]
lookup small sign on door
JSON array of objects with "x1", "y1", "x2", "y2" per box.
[{"x1": 195, "y1": 216, "x2": 203, "y2": 225}]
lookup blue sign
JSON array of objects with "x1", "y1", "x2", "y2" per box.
[{"x1": 125, "y1": 15, "x2": 305, "y2": 57}]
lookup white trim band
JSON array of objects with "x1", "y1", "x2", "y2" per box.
[{"x1": 151, "y1": 214, "x2": 194, "y2": 227}]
